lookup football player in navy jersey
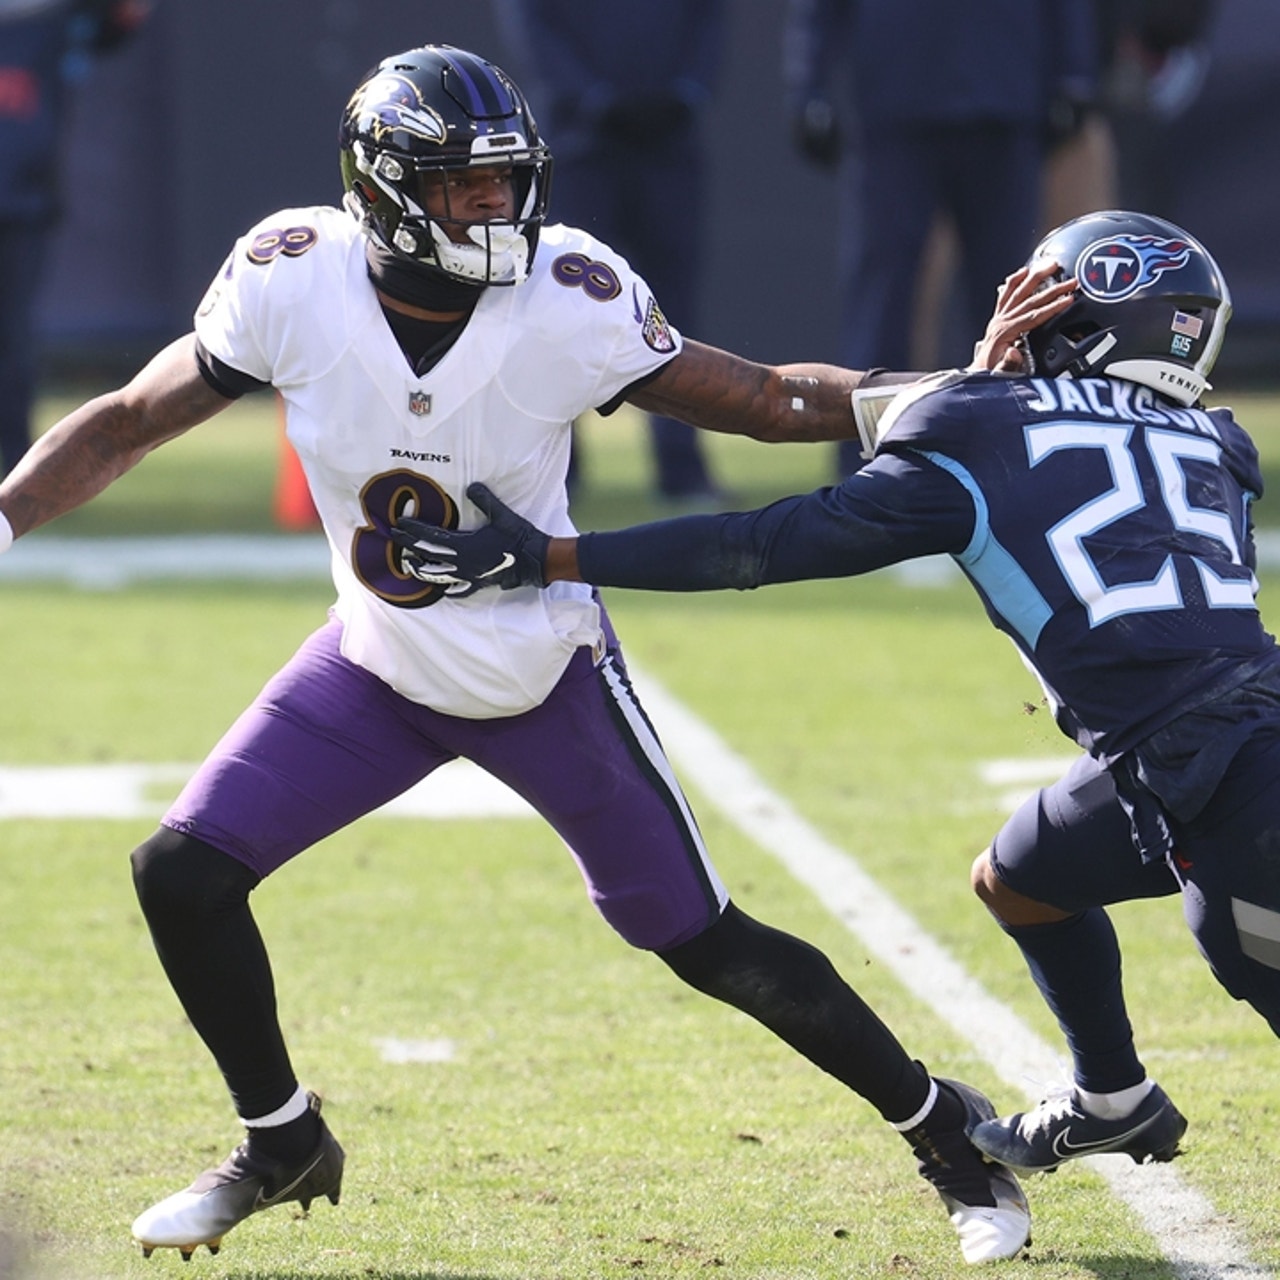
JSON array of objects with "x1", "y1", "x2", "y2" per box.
[
  {"x1": 402, "y1": 210, "x2": 1275, "y2": 1197},
  {"x1": 0, "y1": 43, "x2": 1070, "y2": 1267}
]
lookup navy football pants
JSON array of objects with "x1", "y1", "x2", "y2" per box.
[{"x1": 990, "y1": 740, "x2": 1280, "y2": 1036}]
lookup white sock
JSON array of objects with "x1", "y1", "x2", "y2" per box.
[
  {"x1": 1076, "y1": 1078, "x2": 1153, "y2": 1121},
  {"x1": 240, "y1": 1084, "x2": 309, "y2": 1128},
  {"x1": 891, "y1": 1078, "x2": 939, "y2": 1132}
]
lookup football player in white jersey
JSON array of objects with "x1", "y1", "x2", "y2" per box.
[{"x1": 0, "y1": 44, "x2": 1069, "y2": 1266}]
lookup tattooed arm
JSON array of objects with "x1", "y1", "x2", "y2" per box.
[
  {"x1": 627, "y1": 263, "x2": 1078, "y2": 444},
  {"x1": 628, "y1": 339, "x2": 871, "y2": 444},
  {"x1": 0, "y1": 334, "x2": 234, "y2": 540}
]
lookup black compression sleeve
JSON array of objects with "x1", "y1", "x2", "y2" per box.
[{"x1": 576, "y1": 514, "x2": 759, "y2": 592}]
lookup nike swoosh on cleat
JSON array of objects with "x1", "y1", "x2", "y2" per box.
[
  {"x1": 252, "y1": 1152, "x2": 326, "y2": 1211},
  {"x1": 479, "y1": 553, "x2": 515, "y2": 579},
  {"x1": 1050, "y1": 1116, "x2": 1155, "y2": 1159}
]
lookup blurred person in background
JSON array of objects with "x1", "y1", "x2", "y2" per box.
[
  {"x1": 495, "y1": 0, "x2": 728, "y2": 508},
  {"x1": 784, "y1": 0, "x2": 1097, "y2": 478},
  {"x1": 1098, "y1": 0, "x2": 1219, "y2": 216},
  {"x1": 0, "y1": 0, "x2": 150, "y2": 476}
]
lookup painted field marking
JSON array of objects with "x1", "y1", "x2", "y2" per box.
[
  {"x1": 0, "y1": 758, "x2": 1058, "y2": 824},
  {"x1": 0, "y1": 761, "x2": 534, "y2": 821},
  {"x1": 979, "y1": 756, "x2": 1081, "y2": 813},
  {"x1": 372, "y1": 1037, "x2": 457, "y2": 1065},
  {"x1": 632, "y1": 664, "x2": 1270, "y2": 1280}
]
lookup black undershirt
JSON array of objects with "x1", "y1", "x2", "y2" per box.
[
  {"x1": 378, "y1": 305, "x2": 471, "y2": 377},
  {"x1": 365, "y1": 242, "x2": 478, "y2": 376}
]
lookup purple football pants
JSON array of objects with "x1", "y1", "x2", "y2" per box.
[{"x1": 162, "y1": 616, "x2": 728, "y2": 951}]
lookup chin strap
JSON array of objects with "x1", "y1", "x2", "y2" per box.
[{"x1": 1039, "y1": 327, "x2": 1119, "y2": 380}]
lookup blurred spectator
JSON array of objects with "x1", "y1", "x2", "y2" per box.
[
  {"x1": 0, "y1": 0, "x2": 150, "y2": 476},
  {"x1": 784, "y1": 0, "x2": 1097, "y2": 476},
  {"x1": 1098, "y1": 0, "x2": 1218, "y2": 217},
  {"x1": 495, "y1": 0, "x2": 728, "y2": 507}
]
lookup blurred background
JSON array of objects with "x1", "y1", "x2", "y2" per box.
[{"x1": 34, "y1": 0, "x2": 1280, "y2": 391}]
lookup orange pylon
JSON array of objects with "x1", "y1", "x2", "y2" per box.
[{"x1": 273, "y1": 396, "x2": 321, "y2": 530}]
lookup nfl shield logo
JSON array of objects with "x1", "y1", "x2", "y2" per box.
[{"x1": 408, "y1": 391, "x2": 432, "y2": 417}]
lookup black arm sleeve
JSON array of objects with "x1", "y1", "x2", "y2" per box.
[
  {"x1": 575, "y1": 454, "x2": 974, "y2": 592},
  {"x1": 578, "y1": 513, "x2": 759, "y2": 591}
]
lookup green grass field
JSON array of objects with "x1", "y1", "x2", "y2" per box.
[{"x1": 3, "y1": 384, "x2": 1280, "y2": 1279}]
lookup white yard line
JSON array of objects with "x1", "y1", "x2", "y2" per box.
[
  {"x1": 634, "y1": 666, "x2": 1271, "y2": 1280},
  {"x1": 0, "y1": 533, "x2": 333, "y2": 586},
  {"x1": 0, "y1": 760, "x2": 533, "y2": 821}
]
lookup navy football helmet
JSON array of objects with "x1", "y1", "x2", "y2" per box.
[
  {"x1": 1022, "y1": 210, "x2": 1231, "y2": 406},
  {"x1": 339, "y1": 45, "x2": 552, "y2": 286}
]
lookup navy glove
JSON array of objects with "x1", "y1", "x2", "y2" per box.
[{"x1": 390, "y1": 482, "x2": 550, "y2": 597}]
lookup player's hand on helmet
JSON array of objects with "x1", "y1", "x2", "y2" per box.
[
  {"x1": 792, "y1": 99, "x2": 842, "y2": 169},
  {"x1": 390, "y1": 483, "x2": 550, "y2": 596},
  {"x1": 970, "y1": 261, "x2": 1078, "y2": 374}
]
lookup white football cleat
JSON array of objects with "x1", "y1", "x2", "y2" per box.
[{"x1": 132, "y1": 1092, "x2": 344, "y2": 1259}]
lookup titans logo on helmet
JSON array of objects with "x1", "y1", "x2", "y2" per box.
[
  {"x1": 347, "y1": 73, "x2": 446, "y2": 145},
  {"x1": 1077, "y1": 234, "x2": 1194, "y2": 304}
]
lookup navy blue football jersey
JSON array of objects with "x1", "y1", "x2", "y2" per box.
[{"x1": 580, "y1": 370, "x2": 1280, "y2": 758}]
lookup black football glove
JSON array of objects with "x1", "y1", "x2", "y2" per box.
[{"x1": 390, "y1": 482, "x2": 550, "y2": 597}]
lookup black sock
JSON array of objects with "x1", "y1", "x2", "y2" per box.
[
  {"x1": 659, "y1": 902, "x2": 930, "y2": 1122},
  {"x1": 900, "y1": 1075, "x2": 967, "y2": 1141},
  {"x1": 246, "y1": 1107, "x2": 323, "y2": 1166},
  {"x1": 900, "y1": 1080, "x2": 996, "y2": 1206},
  {"x1": 1000, "y1": 908, "x2": 1145, "y2": 1093},
  {"x1": 131, "y1": 829, "x2": 300, "y2": 1119}
]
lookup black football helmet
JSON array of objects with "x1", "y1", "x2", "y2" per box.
[
  {"x1": 1022, "y1": 210, "x2": 1231, "y2": 406},
  {"x1": 339, "y1": 45, "x2": 552, "y2": 286}
]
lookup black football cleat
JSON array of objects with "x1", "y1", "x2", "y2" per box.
[
  {"x1": 970, "y1": 1081, "x2": 1187, "y2": 1174},
  {"x1": 910, "y1": 1079, "x2": 1031, "y2": 1264},
  {"x1": 132, "y1": 1092, "x2": 344, "y2": 1258}
]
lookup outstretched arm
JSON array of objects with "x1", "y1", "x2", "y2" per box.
[
  {"x1": 393, "y1": 468, "x2": 968, "y2": 596},
  {"x1": 0, "y1": 334, "x2": 234, "y2": 543},
  {"x1": 628, "y1": 340, "x2": 873, "y2": 443},
  {"x1": 629, "y1": 260, "x2": 1074, "y2": 443}
]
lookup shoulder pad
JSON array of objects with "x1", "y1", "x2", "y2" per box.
[{"x1": 874, "y1": 370, "x2": 974, "y2": 452}]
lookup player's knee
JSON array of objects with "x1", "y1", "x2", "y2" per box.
[
  {"x1": 658, "y1": 901, "x2": 826, "y2": 1002},
  {"x1": 131, "y1": 828, "x2": 259, "y2": 919},
  {"x1": 971, "y1": 846, "x2": 1072, "y2": 927},
  {"x1": 658, "y1": 901, "x2": 742, "y2": 992},
  {"x1": 971, "y1": 848, "x2": 1001, "y2": 908}
]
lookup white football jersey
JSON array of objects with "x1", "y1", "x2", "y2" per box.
[{"x1": 194, "y1": 208, "x2": 683, "y2": 717}]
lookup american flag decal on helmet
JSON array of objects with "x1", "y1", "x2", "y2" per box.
[{"x1": 1171, "y1": 310, "x2": 1204, "y2": 339}]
